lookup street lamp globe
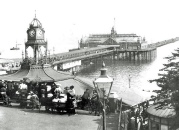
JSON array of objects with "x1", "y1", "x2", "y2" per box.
[{"x1": 93, "y1": 61, "x2": 113, "y2": 98}]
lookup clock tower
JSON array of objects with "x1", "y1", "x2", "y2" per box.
[{"x1": 25, "y1": 16, "x2": 47, "y2": 64}]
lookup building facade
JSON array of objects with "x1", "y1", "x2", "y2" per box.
[{"x1": 80, "y1": 27, "x2": 146, "y2": 50}]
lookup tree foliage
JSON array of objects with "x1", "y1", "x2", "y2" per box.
[{"x1": 149, "y1": 48, "x2": 179, "y2": 128}]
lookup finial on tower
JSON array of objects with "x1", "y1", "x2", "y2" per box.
[{"x1": 35, "y1": 10, "x2": 36, "y2": 18}]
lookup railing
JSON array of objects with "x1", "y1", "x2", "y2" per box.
[
  {"x1": 117, "y1": 99, "x2": 123, "y2": 130},
  {"x1": 147, "y1": 37, "x2": 179, "y2": 48},
  {"x1": 52, "y1": 49, "x2": 114, "y2": 65}
]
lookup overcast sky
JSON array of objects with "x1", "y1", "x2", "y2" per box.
[{"x1": 0, "y1": 0, "x2": 179, "y2": 58}]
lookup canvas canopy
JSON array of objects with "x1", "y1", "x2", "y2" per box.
[
  {"x1": 0, "y1": 64, "x2": 74, "y2": 82},
  {"x1": 55, "y1": 76, "x2": 94, "y2": 96},
  {"x1": 117, "y1": 87, "x2": 156, "y2": 107}
]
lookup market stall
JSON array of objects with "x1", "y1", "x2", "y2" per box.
[{"x1": 147, "y1": 105, "x2": 176, "y2": 130}]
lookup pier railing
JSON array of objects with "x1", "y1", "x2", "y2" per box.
[{"x1": 147, "y1": 37, "x2": 179, "y2": 48}]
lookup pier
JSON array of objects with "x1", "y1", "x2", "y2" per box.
[
  {"x1": 50, "y1": 37, "x2": 179, "y2": 71},
  {"x1": 113, "y1": 48, "x2": 157, "y2": 61}
]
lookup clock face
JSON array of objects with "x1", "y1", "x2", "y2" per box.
[
  {"x1": 38, "y1": 30, "x2": 42, "y2": 36},
  {"x1": 29, "y1": 30, "x2": 35, "y2": 37}
]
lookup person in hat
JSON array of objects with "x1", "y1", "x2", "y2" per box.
[
  {"x1": 50, "y1": 83, "x2": 56, "y2": 95},
  {"x1": 54, "y1": 83, "x2": 62, "y2": 98},
  {"x1": 91, "y1": 89, "x2": 98, "y2": 101},
  {"x1": 68, "y1": 85, "x2": 75, "y2": 97},
  {"x1": 0, "y1": 85, "x2": 7, "y2": 101},
  {"x1": 0, "y1": 80, "x2": 4, "y2": 89},
  {"x1": 6, "y1": 81, "x2": 13, "y2": 98},
  {"x1": 26, "y1": 91, "x2": 33, "y2": 107},
  {"x1": 63, "y1": 86, "x2": 69, "y2": 94},
  {"x1": 81, "y1": 89, "x2": 90, "y2": 110},
  {"x1": 91, "y1": 89, "x2": 100, "y2": 115},
  {"x1": 30, "y1": 91, "x2": 40, "y2": 109},
  {"x1": 66, "y1": 85, "x2": 77, "y2": 115}
]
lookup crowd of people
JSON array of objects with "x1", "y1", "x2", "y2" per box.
[
  {"x1": 0, "y1": 79, "x2": 78, "y2": 115},
  {"x1": 119, "y1": 101, "x2": 149, "y2": 130},
  {"x1": 1, "y1": 79, "x2": 150, "y2": 126},
  {"x1": 81, "y1": 89, "x2": 110, "y2": 116},
  {"x1": 0, "y1": 79, "x2": 112, "y2": 117}
]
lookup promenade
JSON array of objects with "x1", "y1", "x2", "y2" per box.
[{"x1": 0, "y1": 103, "x2": 119, "y2": 130}]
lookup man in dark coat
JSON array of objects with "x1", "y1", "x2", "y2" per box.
[
  {"x1": 66, "y1": 86, "x2": 76, "y2": 115},
  {"x1": 81, "y1": 89, "x2": 90, "y2": 109}
]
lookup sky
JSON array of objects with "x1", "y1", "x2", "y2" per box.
[{"x1": 0, "y1": 0, "x2": 179, "y2": 58}]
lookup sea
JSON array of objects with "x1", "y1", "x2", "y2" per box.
[{"x1": 76, "y1": 41, "x2": 179, "y2": 97}]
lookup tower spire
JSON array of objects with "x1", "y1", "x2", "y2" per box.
[
  {"x1": 35, "y1": 10, "x2": 36, "y2": 18},
  {"x1": 113, "y1": 18, "x2": 117, "y2": 34},
  {"x1": 114, "y1": 18, "x2": 115, "y2": 29}
]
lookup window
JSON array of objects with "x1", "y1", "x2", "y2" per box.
[
  {"x1": 161, "y1": 118, "x2": 168, "y2": 125},
  {"x1": 151, "y1": 121, "x2": 160, "y2": 130},
  {"x1": 161, "y1": 125, "x2": 168, "y2": 130}
]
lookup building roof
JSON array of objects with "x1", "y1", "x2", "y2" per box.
[
  {"x1": 86, "y1": 37, "x2": 108, "y2": 43},
  {"x1": 82, "y1": 33, "x2": 140, "y2": 44},
  {"x1": 147, "y1": 105, "x2": 176, "y2": 118},
  {"x1": 0, "y1": 64, "x2": 74, "y2": 82},
  {"x1": 30, "y1": 17, "x2": 42, "y2": 28},
  {"x1": 89, "y1": 33, "x2": 139, "y2": 38}
]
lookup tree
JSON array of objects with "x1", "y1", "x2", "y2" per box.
[{"x1": 149, "y1": 48, "x2": 179, "y2": 129}]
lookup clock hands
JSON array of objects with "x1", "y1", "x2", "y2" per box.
[{"x1": 29, "y1": 30, "x2": 42, "y2": 37}]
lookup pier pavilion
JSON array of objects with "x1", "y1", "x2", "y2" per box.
[{"x1": 79, "y1": 27, "x2": 147, "y2": 50}]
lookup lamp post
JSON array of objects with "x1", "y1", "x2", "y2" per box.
[
  {"x1": 128, "y1": 74, "x2": 132, "y2": 88},
  {"x1": 93, "y1": 62, "x2": 113, "y2": 130}
]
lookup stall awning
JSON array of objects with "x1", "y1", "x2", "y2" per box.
[
  {"x1": 117, "y1": 87, "x2": 156, "y2": 107},
  {"x1": 55, "y1": 76, "x2": 94, "y2": 96},
  {"x1": 0, "y1": 64, "x2": 74, "y2": 82},
  {"x1": 0, "y1": 67, "x2": 29, "y2": 81}
]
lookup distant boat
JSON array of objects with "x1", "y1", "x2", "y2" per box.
[
  {"x1": 10, "y1": 47, "x2": 20, "y2": 50},
  {"x1": 10, "y1": 43, "x2": 21, "y2": 50}
]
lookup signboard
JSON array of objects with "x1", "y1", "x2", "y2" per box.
[{"x1": 62, "y1": 60, "x2": 81, "y2": 70}]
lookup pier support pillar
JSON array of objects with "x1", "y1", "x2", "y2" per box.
[
  {"x1": 133, "y1": 52, "x2": 135, "y2": 60},
  {"x1": 129, "y1": 52, "x2": 131, "y2": 60}
]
